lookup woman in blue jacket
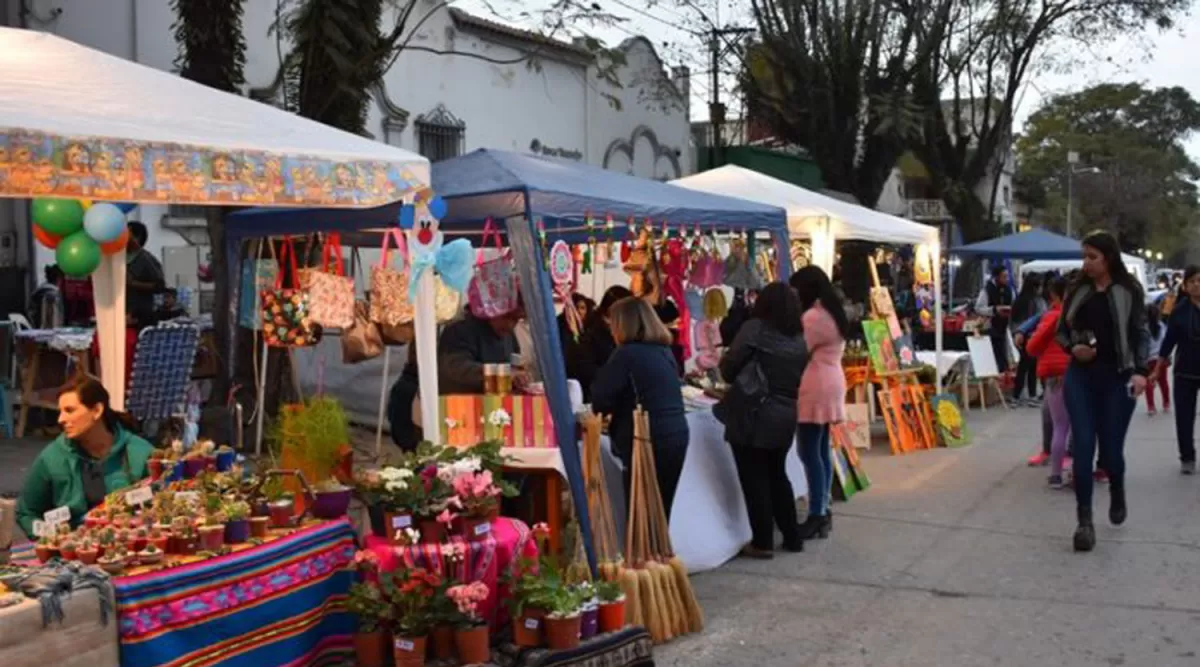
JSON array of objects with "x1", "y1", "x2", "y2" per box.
[
  {"x1": 1157, "y1": 264, "x2": 1200, "y2": 475},
  {"x1": 591, "y1": 297, "x2": 689, "y2": 520}
]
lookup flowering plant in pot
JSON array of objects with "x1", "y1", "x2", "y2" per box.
[
  {"x1": 383, "y1": 567, "x2": 442, "y2": 667},
  {"x1": 408, "y1": 464, "x2": 458, "y2": 545},
  {"x1": 223, "y1": 500, "x2": 252, "y2": 544},
  {"x1": 375, "y1": 466, "x2": 420, "y2": 544},
  {"x1": 448, "y1": 581, "x2": 491, "y2": 664},
  {"x1": 449, "y1": 468, "x2": 501, "y2": 542},
  {"x1": 543, "y1": 586, "x2": 587, "y2": 650},
  {"x1": 348, "y1": 550, "x2": 394, "y2": 667},
  {"x1": 575, "y1": 581, "x2": 600, "y2": 640},
  {"x1": 594, "y1": 579, "x2": 627, "y2": 633},
  {"x1": 198, "y1": 512, "x2": 226, "y2": 551}
]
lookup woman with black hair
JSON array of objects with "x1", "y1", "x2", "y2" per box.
[
  {"x1": 17, "y1": 377, "x2": 153, "y2": 536},
  {"x1": 790, "y1": 266, "x2": 849, "y2": 539},
  {"x1": 581, "y1": 285, "x2": 633, "y2": 374},
  {"x1": 719, "y1": 281, "x2": 807, "y2": 558},
  {"x1": 1157, "y1": 265, "x2": 1200, "y2": 474},
  {"x1": 1056, "y1": 231, "x2": 1150, "y2": 552},
  {"x1": 1011, "y1": 274, "x2": 1046, "y2": 406}
]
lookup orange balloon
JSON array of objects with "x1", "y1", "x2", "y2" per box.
[
  {"x1": 33, "y1": 225, "x2": 62, "y2": 249},
  {"x1": 100, "y1": 228, "x2": 129, "y2": 255}
]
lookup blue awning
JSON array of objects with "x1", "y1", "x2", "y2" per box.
[{"x1": 950, "y1": 228, "x2": 1083, "y2": 260}]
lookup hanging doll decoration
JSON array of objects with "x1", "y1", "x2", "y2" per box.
[
  {"x1": 724, "y1": 231, "x2": 763, "y2": 291},
  {"x1": 693, "y1": 288, "x2": 727, "y2": 378},
  {"x1": 604, "y1": 215, "x2": 620, "y2": 269},
  {"x1": 624, "y1": 224, "x2": 652, "y2": 295}
]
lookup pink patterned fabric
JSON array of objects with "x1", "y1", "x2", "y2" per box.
[
  {"x1": 797, "y1": 304, "x2": 846, "y2": 424},
  {"x1": 366, "y1": 517, "x2": 537, "y2": 632}
]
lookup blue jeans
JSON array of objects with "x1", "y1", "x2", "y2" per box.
[
  {"x1": 1064, "y1": 363, "x2": 1135, "y2": 510},
  {"x1": 797, "y1": 423, "x2": 833, "y2": 518}
]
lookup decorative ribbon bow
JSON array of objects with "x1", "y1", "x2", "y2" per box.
[{"x1": 409, "y1": 237, "x2": 474, "y2": 301}]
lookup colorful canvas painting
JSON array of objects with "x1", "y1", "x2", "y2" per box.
[
  {"x1": 862, "y1": 319, "x2": 900, "y2": 375},
  {"x1": 841, "y1": 403, "x2": 872, "y2": 450},
  {"x1": 932, "y1": 393, "x2": 971, "y2": 447},
  {"x1": 830, "y1": 446, "x2": 857, "y2": 501},
  {"x1": 894, "y1": 334, "x2": 916, "y2": 368},
  {"x1": 870, "y1": 287, "x2": 903, "y2": 338}
]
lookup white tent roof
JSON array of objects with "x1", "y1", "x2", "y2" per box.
[
  {"x1": 0, "y1": 27, "x2": 429, "y2": 205},
  {"x1": 1020, "y1": 254, "x2": 1149, "y2": 287},
  {"x1": 672, "y1": 164, "x2": 938, "y2": 245}
]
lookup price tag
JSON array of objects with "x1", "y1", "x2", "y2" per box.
[
  {"x1": 473, "y1": 522, "x2": 491, "y2": 537},
  {"x1": 31, "y1": 520, "x2": 49, "y2": 538},
  {"x1": 126, "y1": 487, "x2": 154, "y2": 506},
  {"x1": 174, "y1": 491, "x2": 200, "y2": 505},
  {"x1": 524, "y1": 618, "x2": 540, "y2": 630},
  {"x1": 391, "y1": 514, "x2": 412, "y2": 529},
  {"x1": 394, "y1": 639, "x2": 415, "y2": 652},
  {"x1": 43, "y1": 506, "x2": 71, "y2": 526}
]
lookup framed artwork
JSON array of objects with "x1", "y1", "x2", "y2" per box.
[
  {"x1": 932, "y1": 393, "x2": 971, "y2": 447},
  {"x1": 863, "y1": 319, "x2": 899, "y2": 375},
  {"x1": 841, "y1": 403, "x2": 872, "y2": 450}
]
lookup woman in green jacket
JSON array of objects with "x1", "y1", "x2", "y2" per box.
[{"x1": 17, "y1": 377, "x2": 154, "y2": 537}]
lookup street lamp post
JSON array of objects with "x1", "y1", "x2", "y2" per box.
[{"x1": 1065, "y1": 151, "x2": 1101, "y2": 238}]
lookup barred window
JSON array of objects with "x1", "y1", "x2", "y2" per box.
[{"x1": 415, "y1": 104, "x2": 465, "y2": 162}]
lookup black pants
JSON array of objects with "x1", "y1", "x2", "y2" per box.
[
  {"x1": 621, "y1": 438, "x2": 688, "y2": 522},
  {"x1": 990, "y1": 331, "x2": 1010, "y2": 374},
  {"x1": 732, "y1": 445, "x2": 799, "y2": 550},
  {"x1": 1014, "y1": 350, "x2": 1038, "y2": 400},
  {"x1": 1174, "y1": 375, "x2": 1200, "y2": 464}
]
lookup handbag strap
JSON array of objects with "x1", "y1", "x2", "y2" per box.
[
  {"x1": 378, "y1": 228, "x2": 408, "y2": 268},
  {"x1": 481, "y1": 218, "x2": 504, "y2": 251},
  {"x1": 321, "y1": 233, "x2": 346, "y2": 276},
  {"x1": 275, "y1": 236, "x2": 300, "y2": 289}
]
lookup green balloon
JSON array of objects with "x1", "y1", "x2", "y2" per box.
[
  {"x1": 56, "y1": 232, "x2": 102, "y2": 277},
  {"x1": 32, "y1": 198, "x2": 85, "y2": 236}
]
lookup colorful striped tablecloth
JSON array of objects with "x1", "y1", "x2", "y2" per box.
[{"x1": 114, "y1": 518, "x2": 357, "y2": 667}]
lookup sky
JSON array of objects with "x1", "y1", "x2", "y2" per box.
[{"x1": 460, "y1": 1, "x2": 1200, "y2": 160}]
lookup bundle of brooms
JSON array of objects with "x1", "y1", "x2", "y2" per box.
[
  {"x1": 619, "y1": 407, "x2": 703, "y2": 643},
  {"x1": 581, "y1": 413, "x2": 624, "y2": 583}
]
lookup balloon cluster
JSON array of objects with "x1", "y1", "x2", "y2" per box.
[{"x1": 31, "y1": 198, "x2": 137, "y2": 277}]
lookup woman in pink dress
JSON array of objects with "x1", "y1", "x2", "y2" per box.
[{"x1": 790, "y1": 266, "x2": 848, "y2": 539}]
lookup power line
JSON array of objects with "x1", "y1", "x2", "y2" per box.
[{"x1": 607, "y1": 0, "x2": 702, "y2": 36}]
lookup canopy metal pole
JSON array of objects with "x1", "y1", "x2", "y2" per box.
[
  {"x1": 254, "y1": 337, "x2": 268, "y2": 456},
  {"x1": 933, "y1": 237, "x2": 944, "y2": 396},
  {"x1": 375, "y1": 347, "x2": 392, "y2": 455}
]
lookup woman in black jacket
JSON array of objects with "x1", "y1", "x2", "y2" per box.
[
  {"x1": 591, "y1": 297, "x2": 689, "y2": 520},
  {"x1": 581, "y1": 286, "x2": 633, "y2": 378},
  {"x1": 1157, "y1": 264, "x2": 1200, "y2": 475},
  {"x1": 719, "y1": 281, "x2": 807, "y2": 558}
]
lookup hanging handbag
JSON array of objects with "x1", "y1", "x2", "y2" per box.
[
  {"x1": 342, "y1": 300, "x2": 384, "y2": 364},
  {"x1": 307, "y1": 232, "x2": 356, "y2": 329},
  {"x1": 434, "y1": 274, "x2": 462, "y2": 323},
  {"x1": 260, "y1": 237, "x2": 319, "y2": 348},
  {"x1": 467, "y1": 218, "x2": 519, "y2": 318},
  {"x1": 238, "y1": 241, "x2": 278, "y2": 330},
  {"x1": 369, "y1": 228, "x2": 415, "y2": 327}
]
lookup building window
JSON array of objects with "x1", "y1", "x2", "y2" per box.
[{"x1": 415, "y1": 104, "x2": 465, "y2": 162}]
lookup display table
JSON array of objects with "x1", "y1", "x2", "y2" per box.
[
  {"x1": 14, "y1": 328, "x2": 93, "y2": 437},
  {"x1": 365, "y1": 517, "x2": 537, "y2": 632},
  {"x1": 494, "y1": 626, "x2": 654, "y2": 667},
  {"x1": 0, "y1": 588, "x2": 119, "y2": 667},
  {"x1": 114, "y1": 518, "x2": 357, "y2": 667}
]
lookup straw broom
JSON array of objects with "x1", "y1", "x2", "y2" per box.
[
  {"x1": 639, "y1": 416, "x2": 704, "y2": 634},
  {"x1": 636, "y1": 422, "x2": 686, "y2": 639},
  {"x1": 626, "y1": 416, "x2": 665, "y2": 640},
  {"x1": 581, "y1": 413, "x2": 623, "y2": 581}
]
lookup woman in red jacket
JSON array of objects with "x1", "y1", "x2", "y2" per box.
[{"x1": 1027, "y1": 276, "x2": 1072, "y2": 488}]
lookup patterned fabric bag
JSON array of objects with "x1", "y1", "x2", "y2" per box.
[
  {"x1": 369, "y1": 228, "x2": 414, "y2": 327},
  {"x1": 467, "y1": 218, "x2": 519, "y2": 318},
  {"x1": 307, "y1": 233, "x2": 355, "y2": 329},
  {"x1": 237, "y1": 241, "x2": 278, "y2": 330},
  {"x1": 261, "y1": 237, "x2": 319, "y2": 348}
]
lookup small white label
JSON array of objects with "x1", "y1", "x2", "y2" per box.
[
  {"x1": 174, "y1": 491, "x2": 200, "y2": 505},
  {"x1": 43, "y1": 506, "x2": 71, "y2": 525},
  {"x1": 394, "y1": 639, "x2": 415, "y2": 652},
  {"x1": 126, "y1": 487, "x2": 154, "y2": 506},
  {"x1": 473, "y1": 522, "x2": 491, "y2": 537},
  {"x1": 31, "y1": 520, "x2": 49, "y2": 537},
  {"x1": 524, "y1": 618, "x2": 540, "y2": 630},
  {"x1": 390, "y1": 514, "x2": 412, "y2": 529}
]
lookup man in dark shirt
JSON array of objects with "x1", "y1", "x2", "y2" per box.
[
  {"x1": 437, "y1": 304, "x2": 526, "y2": 394},
  {"x1": 975, "y1": 265, "x2": 1015, "y2": 372},
  {"x1": 126, "y1": 221, "x2": 164, "y2": 328}
]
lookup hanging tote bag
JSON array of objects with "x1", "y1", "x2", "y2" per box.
[
  {"x1": 260, "y1": 237, "x2": 319, "y2": 348},
  {"x1": 342, "y1": 300, "x2": 385, "y2": 364},
  {"x1": 238, "y1": 241, "x2": 278, "y2": 330},
  {"x1": 467, "y1": 218, "x2": 519, "y2": 318},
  {"x1": 369, "y1": 228, "x2": 415, "y2": 327},
  {"x1": 307, "y1": 232, "x2": 356, "y2": 329}
]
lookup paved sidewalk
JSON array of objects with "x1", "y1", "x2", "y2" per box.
[{"x1": 655, "y1": 404, "x2": 1200, "y2": 667}]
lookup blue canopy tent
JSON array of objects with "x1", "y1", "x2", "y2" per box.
[
  {"x1": 949, "y1": 228, "x2": 1083, "y2": 260},
  {"x1": 224, "y1": 148, "x2": 791, "y2": 573}
]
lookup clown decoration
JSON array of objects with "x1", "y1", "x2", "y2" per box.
[{"x1": 404, "y1": 188, "x2": 473, "y2": 301}]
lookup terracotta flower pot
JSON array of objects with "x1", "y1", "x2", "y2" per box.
[
  {"x1": 175, "y1": 533, "x2": 199, "y2": 556},
  {"x1": 250, "y1": 516, "x2": 269, "y2": 538},
  {"x1": 430, "y1": 625, "x2": 455, "y2": 660},
  {"x1": 199, "y1": 525, "x2": 225, "y2": 551},
  {"x1": 34, "y1": 545, "x2": 52, "y2": 562},
  {"x1": 461, "y1": 515, "x2": 492, "y2": 543},
  {"x1": 77, "y1": 549, "x2": 99, "y2": 565},
  {"x1": 512, "y1": 608, "x2": 545, "y2": 647},
  {"x1": 418, "y1": 518, "x2": 447, "y2": 545},
  {"x1": 354, "y1": 629, "x2": 389, "y2": 667},
  {"x1": 59, "y1": 546, "x2": 78, "y2": 561},
  {"x1": 268, "y1": 500, "x2": 295, "y2": 528},
  {"x1": 598, "y1": 600, "x2": 626, "y2": 633},
  {"x1": 454, "y1": 625, "x2": 490, "y2": 665},
  {"x1": 384, "y1": 511, "x2": 415, "y2": 545},
  {"x1": 392, "y1": 634, "x2": 427, "y2": 667},
  {"x1": 544, "y1": 614, "x2": 582, "y2": 650}
]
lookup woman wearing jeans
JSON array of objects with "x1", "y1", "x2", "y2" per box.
[
  {"x1": 1156, "y1": 265, "x2": 1200, "y2": 474},
  {"x1": 1056, "y1": 231, "x2": 1150, "y2": 552},
  {"x1": 790, "y1": 267, "x2": 849, "y2": 540}
]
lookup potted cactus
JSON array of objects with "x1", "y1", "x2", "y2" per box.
[
  {"x1": 77, "y1": 538, "x2": 99, "y2": 565},
  {"x1": 138, "y1": 543, "x2": 164, "y2": 565},
  {"x1": 198, "y1": 513, "x2": 226, "y2": 551},
  {"x1": 223, "y1": 500, "x2": 252, "y2": 544},
  {"x1": 59, "y1": 538, "x2": 79, "y2": 561}
]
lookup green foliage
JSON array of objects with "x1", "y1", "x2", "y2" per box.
[
  {"x1": 170, "y1": 0, "x2": 247, "y2": 93},
  {"x1": 594, "y1": 579, "x2": 624, "y2": 603},
  {"x1": 268, "y1": 397, "x2": 350, "y2": 484},
  {"x1": 347, "y1": 581, "x2": 393, "y2": 633},
  {"x1": 1015, "y1": 82, "x2": 1200, "y2": 255}
]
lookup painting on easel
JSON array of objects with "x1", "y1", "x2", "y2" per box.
[
  {"x1": 932, "y1": 393, "x2": 972, "y2": 447},
  {"x1": 863, "y1": 319, "x2": 899, "y2": 375}
]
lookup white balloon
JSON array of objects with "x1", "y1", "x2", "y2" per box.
[{"x1": 82, "y1": 202, "x2": 127, "y2": 243}]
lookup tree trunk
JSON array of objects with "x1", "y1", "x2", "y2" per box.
[{"x1": 206, "y1": 207, "x2": 230, "y2": 404}]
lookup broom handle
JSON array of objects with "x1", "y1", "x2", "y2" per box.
[
  {"x1": 586, "y1": 414, "x2": 619, "y2": 561},
  {"x1": 640, "y1": 414, "x2": 675, "y2": 558},
  {"x1": 625, "y1": 412, "x2": 643, "y2": 565},
  {"x1": 635, "y1": 409, "x2": 656, "y2": 564}
]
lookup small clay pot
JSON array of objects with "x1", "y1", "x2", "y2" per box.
[
  {"x1": 580, "y1": 606, "x2": 599, "y2": 640},
  {"x1": 99, "y1": 559, "x2": 124, "y2": 576},
  {"x1": 513, "y1": 608, "x2": 545, "y2": 648},
  {"x1": 77, "y1": 549, "x2": 99, "y2": 565},
  {"x1": 354, "y1": 629, "x2": 389, "y2": 667},
  {"x1": 249, "y1": 516, "x2": 269, "y2": 538},
  {"x1": 268, "y1": 500, "x2": 295, "y2": 528},
  {"x1": 598, "y1": 600, "x2": 626, "y2": 633},
  {"x1": 198, "y1": 525, "x2": 225, "y2": 551},
  {"x1": 392, "y1": 634, "x2": 427, "y2": 667},
  {"x1": 147, "y1": 459, "x2": 164, "y2": 481},
  {"x1": 430, "y1": 625, "x2": 455, "y2": 660},
  {"x1": 544, "y1": 614, "x2": 582, "y2": 650},
  {"x1": 453, "y1": 624, "x2": 489, "y2": 664},
  {"x1": 59, "y1": 545, "x2": 78, "y2": 561},
  {"x1": 417, "y1": 518, "x2": 447, "y2": 545}
]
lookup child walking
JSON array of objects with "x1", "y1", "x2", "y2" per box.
[
  {"x1": 1145, "y1": 303, "x2": 1170, "y2": 416},
  {"x1": 1027, "y1": 276, "x2": 1072, "y2": 488}
]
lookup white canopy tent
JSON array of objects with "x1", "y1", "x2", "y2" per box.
[
  {"x1": 1020, "y1": 254, "x2": 1149, "y2": 288},
  {"x1": 0, "y1": 27, "x2": 431, "y2": 410},
  {"x1": 672, "y1": 164, "x2": 947, "y2": 392}
]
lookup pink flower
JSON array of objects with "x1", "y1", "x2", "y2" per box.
[
  {"x1": 447, "y1": 581, "x2": 490, "y2": 618},
  {"x1": 436, "y1": 509, "x2": 457, "y2": 526},
  {"x1": 353, "y1": 549, "x2": 380, "y2": 570}
]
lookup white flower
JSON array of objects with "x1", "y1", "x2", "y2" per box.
[
  {"x1": 487, "y1": 408, "x2": 512, "y2": 427},
  {"x1": 384, "y1": 479, "x2": 408, "y2": 492},
  {"x1": 379, "y1": 467, "x2": 414, "y2": 481},
  {"x1": 402, "y1": 527, "x2": 421, "y2": 544}
]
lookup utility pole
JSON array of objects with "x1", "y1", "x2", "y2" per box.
[{"x1": 708, "y1": 26, "x2": 753, "y2": 168}]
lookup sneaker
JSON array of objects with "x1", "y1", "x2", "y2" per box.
[
  {"x1": 1148, "y1": 409, "x2": 1158, "y2": 417},
  {"x1": 1182, "y1": 461, "x2": 1196, "y2": 475},
  {"x1": 1047, "y1": 474, "x2": 1066, "y2": 489},
  {"x1": 1094, "y1": 469, "x2": 1109, "y2": 483},
  {"x1": 1027, "y1": 452, "x2": 1050, "y2": 467},
  {"x1": 1026, "y1": 397, "x2": 1043, "y2": 408}
]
